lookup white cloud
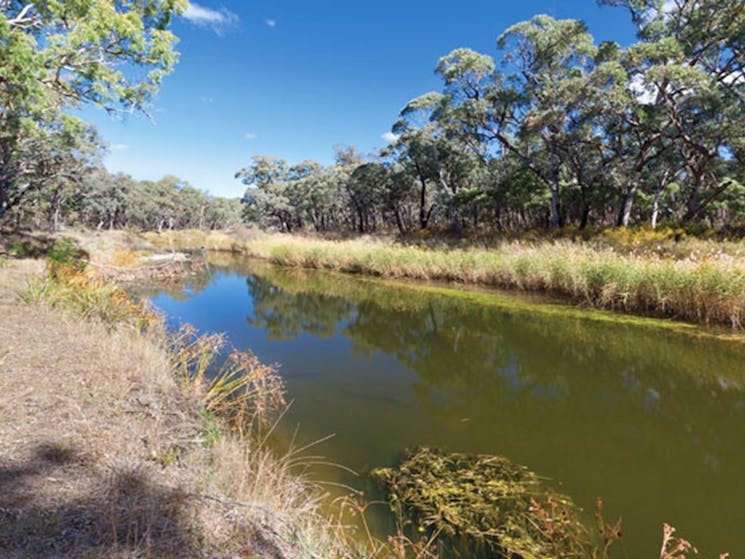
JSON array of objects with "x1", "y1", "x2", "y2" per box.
[
  {"x1": 381, "y1": 132, "x2": 400, "y2": 144},
  {"x1": 183, "y1": 2, "x2": 239, "y2": 34},
  {"x1": 661, "y1": 0, "x2": 676, "y2": 15},
  {"x1": 110, "y1": 143, "x2": 129, "y2": 151},
  {"x1": 722, "y1": 70, "x2": 745, "y2": 86},
  {"x1": 629, "y1": 74, "x2": 657, "y2": 105},
  {"x1": 244, "y1": 133, "x2": 257, "y2": 140},
  {"x1": 264, "y1": 18, "x2": 277, "y2": 27}
]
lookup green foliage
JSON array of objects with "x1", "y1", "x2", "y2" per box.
[
  {"x1": 47, "y1": 239, "x2": 87, "y2": 270},
  {"x1": 0, "y1": 0, "x2": 185, "y2": 226},
  {"x1": 20, "y1": 261, "x2": 158, "y2": 328},
  {"x1": 199, "y1": 409, "x2": 222, "y2": 447},
  {"x1": 372, "y1": 448, "x2": 619, "y2": 559},
  {"x1": 236, "y1": 0, "x2": 744, "y2": 234}
]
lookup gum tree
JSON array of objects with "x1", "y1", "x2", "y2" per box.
[{"x1": 0, "y1": 0, "x2": 185, "y2": 220}]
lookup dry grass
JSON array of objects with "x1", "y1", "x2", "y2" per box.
[
  {"x1": 98, "y1": 229, "x2": 745, "y2": 329},
  {"x1": 235, "y1": 235, "x2": 745, "y2": 329},
  {"x1": 0, "y1": 272, "x2": 201, "y2": 557},
  {"x1": 135, "y1": 227, "x2": 255, "y2": 253},
  {"x1": 0, "y1": 259, "x2": 367, "y2": 558}
]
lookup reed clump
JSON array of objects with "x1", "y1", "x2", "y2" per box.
[
  {"x1": 168, "y1": 324, "x2": 286, "y2": 433},
  {"x1": 241, "y1": 236, "x2": 745, "y2": 329}
]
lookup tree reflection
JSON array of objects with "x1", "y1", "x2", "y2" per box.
[{"x1": 243, "y1": 263, "x2": 745, "y2": 475}]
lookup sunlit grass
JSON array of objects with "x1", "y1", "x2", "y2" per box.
[
  {"x1": 239, "y1": 236, "x2": 745, "y2": 329},
  {"x1": 19, "y1": 265, "x2": 159, "y2": 329}
]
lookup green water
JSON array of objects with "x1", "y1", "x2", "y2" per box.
[{"x1": 144, "y1": 256, "x2": 745, "y2": 557}]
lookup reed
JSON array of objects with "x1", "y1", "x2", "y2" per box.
[
  {"x1": 168, "y1": 324, "x2": 286, "y2": 434},
  {"x1": 240, "y1": 235, "x2": 745, "y2": 329}
]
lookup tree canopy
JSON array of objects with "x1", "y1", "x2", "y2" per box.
[
  {"x1": 238, "y1": 0, "x2": 744, "y2": 233},
  {"x1": 0, "y1": 0, "x2": 187, "y2": 229}
]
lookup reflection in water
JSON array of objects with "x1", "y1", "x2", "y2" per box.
[{"x1": 143, "y1": 257, "x2": 745, "y2": 557}]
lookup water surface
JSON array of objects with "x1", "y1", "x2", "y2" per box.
[{"x1": 142, "y1": 255, "x2": 745, "y2": 557}]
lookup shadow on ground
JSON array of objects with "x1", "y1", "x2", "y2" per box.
[{"x1": 0, "y1": 442, "x2": 200, "y2": 558}]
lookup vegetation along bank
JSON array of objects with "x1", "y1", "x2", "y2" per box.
[{"x1": 133, "y1": 228, "x2": 745, "y2": 330}]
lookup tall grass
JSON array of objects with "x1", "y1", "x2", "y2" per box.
[
  {"x1": 241, "y1": 236, "x2": 745, "y2": 329},
  {"x1": 19, "y1": 265, "x2": 158, "y2": 328},
  {"x1": 168, "y1": 324, "x2": 286, "y2": 433}
]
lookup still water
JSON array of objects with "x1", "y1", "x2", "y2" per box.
[{"x1": 142, "y1": 255, "x2": 745, "y2": 557}]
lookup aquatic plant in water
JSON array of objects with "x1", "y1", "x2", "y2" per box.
[{"x1": 372, "y1": 447, "x2": 621, "y2": 559}]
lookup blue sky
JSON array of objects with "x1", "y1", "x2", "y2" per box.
[{"x1": 80, "y1": 1, "x2": 638, "y2": 198}]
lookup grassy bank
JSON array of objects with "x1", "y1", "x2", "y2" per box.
[
  {"x1": 0, "y1": 258, "x2": 362, "y2": 558},
  {"x1": 128, "y1": 229, "x2": 745, "y2": 330}
]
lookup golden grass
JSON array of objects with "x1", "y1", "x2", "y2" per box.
[
  {"x1": 102, "y1": 228, "x2": 745, "y2": 329},
  {"x1": 234, "y1": 235, "x2": 745, "y2": 329}
]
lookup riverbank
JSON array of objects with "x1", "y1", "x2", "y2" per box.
[
  {"x1": 130, "y1": 229, "x2": 745, "y2": 330},
  {"x1": 0, "y1": 234, "x2": 732, "y2": 557},
  {"x1": 0, "y1": 257, "x2": 359, "y2": 558}
]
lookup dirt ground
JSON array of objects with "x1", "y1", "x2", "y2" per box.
[
  {"x1": 0, "y1": 259, "x2": 210, "y2": 557},
  {"x1": 0, "y1": 258, "x2": 315, "y2": 558}
]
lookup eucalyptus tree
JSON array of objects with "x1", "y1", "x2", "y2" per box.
[
  {"x1": 0, "y1": 0, "x2": 185, "y2": 220},
  {"x1": 204, "y1": 197, "x2": 242, "y2": 230},
  {"x1": 496, "y1": 16, "x2": 602, "y2": 228},
  {"x1": 407, "y1": 17, "x2": 601, "y2": 229},
  {"x1": 41, "y1": 119, "x2": 102, "y2": 232},
  {"x1": 236, "y1": 156, "x2": 296, "y2": 231},
  {"x1": 348, "y1": 161, "x2": 393, "y2": 232},
  {"x1": 602, "y1": 0, "x2": 745, "y2": 225}
]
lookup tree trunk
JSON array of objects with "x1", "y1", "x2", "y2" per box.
[
  {"x1": 650, "y1": 170, "x2": 671, "y2": 230},
  {"x1": 617, "y1": 183, "x2": 638, "y2": 227},
  {"x1": 549, "y1": 184, "x2": 562, "y2": 229},
  {"x1": 683, "y1": 179, "x2": 733, "y2": 223},
  {"x1": 419, "y1": 180, "x2": 428, "y2": 229},
  {"x1": 48, "y1": 186, "x2": 63, "y2": 233},
  {"x1": 548, "y1": 142, "x2": 563, "y2": 229},
  {"x1": 651, "y1": 193, "x2": 661, "y2": 230}
]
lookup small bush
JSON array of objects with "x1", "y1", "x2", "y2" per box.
[{"x1": 20, "y1": 265, "x2": 158, "y2": 329}]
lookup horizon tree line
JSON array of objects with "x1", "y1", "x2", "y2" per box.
[{"x1": 237, "y1": 0, "x2": 744, "y2": 234}]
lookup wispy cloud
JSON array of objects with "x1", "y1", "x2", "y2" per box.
[
  {"x1": 381, "y1": 132, "x2": 400, "y2": 144},
  {"x1": 244, "y1": 133, "x2": 257, "y2": 140},
  {"x1": 183, "y1": 2, "x2": 239, "y2": 34},
  {"x1": 264, "y1": 18, "x2": 277, "y2": 28},
  {"x1": 110, "y1": 143, "x2": 129, "y2": 151},
  {"x1": 200, "y1": 96, "x2": 215, "y2": 104}
]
